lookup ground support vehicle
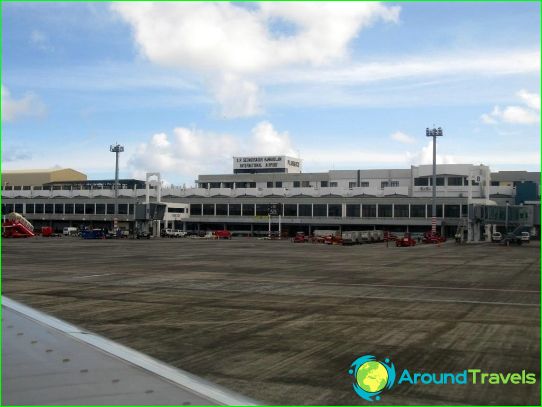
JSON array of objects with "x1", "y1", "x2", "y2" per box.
[
  {"x1": 2, "y1": 212, "x2": 35, "y2": 238},
  {"x1": 341, "y1": 231, "x2": 362, "y2": 245},
  {"x1": 422, "y1": 231, "x2": 446, "y2": 244},
  {"x1": 396, "y1": 234, "x2": 416, "y2": 247}
]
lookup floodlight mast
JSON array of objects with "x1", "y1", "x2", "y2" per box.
[
  {"x1": 110, "y1": 143, "x2": 124, "y2": 226},
  {"x1": 425, "y1": 127, "x2": 443, "y2": 235}
]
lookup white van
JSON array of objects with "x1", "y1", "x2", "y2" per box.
[
  {"x1": 492, "y1": 232, "x2": 502, "y2": 242},
  {"x1": 63, "y1": 227, "x2": 78, "y2": 236},
  {"x1": 164, "y1": 229, "x2": 186, "y2": 238}
]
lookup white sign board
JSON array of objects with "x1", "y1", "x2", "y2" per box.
[{"x1": 233, "y1": 156, "x2": 301, "y2": 173}]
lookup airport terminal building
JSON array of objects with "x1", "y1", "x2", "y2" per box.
[{"x1": 2, "y1": 156, "x2": 539, "y2": 238}]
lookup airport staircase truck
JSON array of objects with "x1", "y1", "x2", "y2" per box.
[{"x1": 2, "y1": 212, "x2": 35, "y2": 238}]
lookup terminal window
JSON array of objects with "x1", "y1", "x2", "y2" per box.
[
  {"x1": 410, "y1": 205, "x2": 426, "y2": 218},
  {"x1": 328, "y1": 204, "x2": 342, "y2": 217},
  {"x1": 301, "y1": 181, "x2": 311, "y2": 188},
  {"x1": 346, "y1": 204, "x2": 360, "y2": 217},
  {"x1": 275, "y1": 181, "x2": 282, "y2": 188},
  {"x1": 313, "y1": 204, "x2": 326, "y2": 217},
  {"x1": 216, "y1": 204, "x2": 228, "y2": 216},
  {"x1": 360, "y1": 182, "x2": 369, "y2": 187},
  {"x1": 118, "y1": 204, "x2": 128, "y2": 215},
  {"x1": 168, "y1": 207, "x2": 185, "y2": 213},
  {"x1": 284, "y1": 204, "x2": 297, "y2": 216},
  {"x1": 190, "y1": 204, "x2": 202, "y2": 216},
  {"x1": 299, "y1": 204, "x2": 312, "y2": 217},
  {"x1": 25, "y1": 204, "x2": 35, "y2": 214},
  {"x1": 54, "y1": 204, "x2": 64, "y2": 214},
  {"x1": 445, "y1": 205, "x2": 460, "y2": 218},
  {"x1": 320, "y1": 181, "x2": 328, "y2": 187},
  {"x1": 293, "y1": 181, "x2": 300, "y2": 188},
  {"x1": 85, "y1": 204, "x2": 95, "y2": 214},
  {"x1": 64, "y1": 204, "x2": 74, "y2": 214},
  {"x1": 14, "y1": 204, "x2": 23, "y2": 213},
  {"x1": 106, "y1": 204, "x2": 115, "y2": 214},
  {"x1": 329, "y1": 182, "x2": 338, "y2": 187},
  {"x1": 229, "y1": 204, "x2": 241, "y2": 216},
  {"x1": 96, "y1": 204, "x2": 106, "y2": 215},
  {"x1": 379, "y1": 204, "x2": 392, "y2": 217},
  {"x1": 448, "y1": 177, "x2": 463, "y2": 186},
  {"x1": 35, "y1": 204, "x2": 44, "y2": 214},
  {"x1": 394, "y1": 205, "x2": 409, "y2": 218},
  {"x1": 242, "y1": 204, "x2": 255, "y2": 216},
  {"x1": 414, "y1": 178, "x2": 429, "y2": 186},
  {"x1": 362, "y1": 204, "x2": 376, "y2": 218},
  {"x1": 203, "y1": 204, "x2": 215, "y2": 215},
  {"x1": 429, "y1": 177, "x2": 445, "y2": 186},
  {"x1": 256, "y1": 204, "x2": 269, "y2": 216}
]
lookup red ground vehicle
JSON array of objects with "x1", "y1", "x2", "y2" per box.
[
  {"x1": 384, "y1": 231, "x2": 398, "y2": 241},
  {"x1": 422, "y1": 231, "x2": 446, "y2": 244},
  {"x1": 293, "y1": 232, "x2": 308, "y2": 243},
  {"x1": 324, "y1": 234, "x2": 343, "y2": 245},
  {"x1": 396, "y1": 234, "x2": 416, "y2": 247},
  {"x1": 213, "y1": 230, "x2": 232, "y2": 239},
  {"x1": 2, "y1": 212, "x2": 35, "y2": 238},
  {"x1": 41, "y1": 226, "x2": 54, "y2": 237}
]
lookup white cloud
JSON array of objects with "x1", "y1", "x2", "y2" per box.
[
  {"x1": 1, "y1": 85, "x2": 46, "y2": 122},
  {"x1": 30, "y1": 30, "x2": 54, "y2": 52},
  {"x1": 127, "y1": 121, "x2": 296, "y2": 182},
  {"x1": 249, "y1": 121, "x2": 296, "y2": 156},
  {"x1": 408, "y1": 140, "x2": 457, "y2": 165},
  {"x1": 2, "y1": 146, "x2": 32, "y2": 162},
  {"x1": 390, "y1": 131, "x2": 416, "y2": 144},
  {"x1": 481, "y1": 89, "x2": 540, "y2": 125},
  {"x1": 517, "y1": 89, "x2": 540, "y2": 111},
  {"x1": 211, "y1": 73, "x2": 262, "y2": 118},
  {"x1": 264, "y1": 50, "x2": 540, "y2": 86},
  {"x1": 112, "y1": 1, "x2": 400, "y2": 117}
]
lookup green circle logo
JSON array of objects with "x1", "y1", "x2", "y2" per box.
[{"x1": 356, "y1": 361, "x2": 389, "y2": 393}]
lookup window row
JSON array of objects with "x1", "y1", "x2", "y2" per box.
[
  {"x1": 2, "y1": 203, "x2": 134, "y2": 215},
  {"x1": 189, "y1": 203, "x2": 465, "y2": 218},
  {"x1": 414, "y1": 176, "x2": 479, "y2": 187},
  {"x1": 199, "y1": 180, "x2": 404, "y2": 189}
]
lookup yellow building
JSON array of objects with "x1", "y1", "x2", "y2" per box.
[{"x1": 2, "y1": 168, "x2": 87, "y2": 187}]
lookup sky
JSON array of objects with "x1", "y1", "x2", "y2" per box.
[{"x1": 2, "y1": 1, "x2": 540, "y2": 186}]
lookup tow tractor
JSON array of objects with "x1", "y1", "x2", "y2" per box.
[
  {"x1": 422, "y1": 231, "x2": 446, "y2": 244},
  {"x1": 396, "y1": 234, "x2": 416, "y2": 247},
  {"x1": 293, "y1": 231, "x2": 308, "y2": 243}
]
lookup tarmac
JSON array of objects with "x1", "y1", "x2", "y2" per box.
[{"x1": 2, "y1": 237, "x2": 540, "y2": 405}]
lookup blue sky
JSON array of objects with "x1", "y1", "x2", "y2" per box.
[{"x1": 2, "y1": 1, "x2": 540, "y2": 185}]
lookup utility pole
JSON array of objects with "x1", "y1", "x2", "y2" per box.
[
  {"x1": 426, "y1": 127, "x2": 443, "y2": 235},
  {"x1": 110, "y1": 143, "x2": 124, "y2": 231}
]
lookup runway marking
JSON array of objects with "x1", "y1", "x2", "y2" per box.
[
  {"x1": 165, "y1": 286, "x2": 540, "y2": 308},
  {"x1": 74, "y1": 273, "x2": 115, "y2": 279},
  {"x1": 188, "y1": 277, "x2": 540, "y2": 294}
]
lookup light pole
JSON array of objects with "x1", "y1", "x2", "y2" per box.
[
  {"x1": 426, "y1": 127, "x2": 443, "y2": 235},
  {"x1": 110, "y1": 143, "x2": 124, "y2": 230},
  {"x1": 505, "y1": 201, "x2": 509, "y2": 233}
]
